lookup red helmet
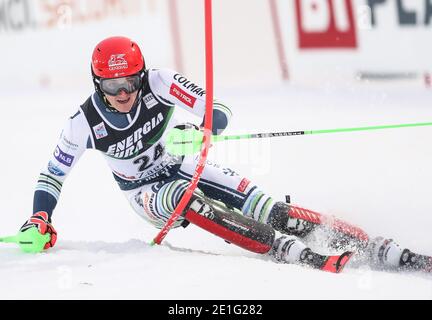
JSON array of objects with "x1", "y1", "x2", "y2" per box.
[{"x1": 91, "y1": 36, "x2": 145, "y2": 79}]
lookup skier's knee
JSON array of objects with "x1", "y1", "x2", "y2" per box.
[
  {"x1": 241, "y1": 188, "x2": 275, "y2": 223},
  {"x1": 133, "y1": 179, "x2": 193, "y2": 229},
  {"x1": 154, "y1": 179, "x2": 199, "y2": 228}
]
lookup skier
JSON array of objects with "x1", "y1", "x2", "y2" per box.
[{"x1": 19, "y1": 36, "x2": 431, "y2": 273}]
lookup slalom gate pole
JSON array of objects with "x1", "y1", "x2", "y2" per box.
[{"x1": 151, "y1": 0, "x2": 214, "y2": 245}]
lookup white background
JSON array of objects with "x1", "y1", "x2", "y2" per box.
[{"x1": 0, "y1": 0, "x2": 431, "y2": 299}]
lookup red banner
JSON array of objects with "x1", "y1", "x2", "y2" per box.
[{"x1": 295, "y1": 0, "x2": 357, "y2": 49}]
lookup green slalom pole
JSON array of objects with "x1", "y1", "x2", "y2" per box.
[
  {"x1": 166, "y1": 122, "x2": 432, "y2": 156},
  {"x1": 0, "y1": 227, "x2": 51, "y2": 253}
]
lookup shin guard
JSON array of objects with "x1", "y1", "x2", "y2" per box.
[
  {"x1": 269, "y1": 202, "x2": 369, "y2": 250},
  {"x1": 184, "y1": 193, "x2": 275, "y2": 254}
]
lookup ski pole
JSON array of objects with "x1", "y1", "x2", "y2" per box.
[
  {"x1": 166, "y1": 121, "x2": 432, "y2": 156},
  {"x1": 0, "y1": 235, "x2": 19, "y2": 243}
]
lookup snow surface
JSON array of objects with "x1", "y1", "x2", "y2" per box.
[{"x1": 1, "y1": 83, "x2": 432, "y2": 299}]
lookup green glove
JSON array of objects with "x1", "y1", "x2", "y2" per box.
[{"x1": 166, "y1": 127, "x2": 205, "y2": 156}]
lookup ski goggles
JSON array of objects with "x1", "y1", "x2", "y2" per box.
[{"x1": 99, "y1": 74, "x2": 142, "y2": 96}]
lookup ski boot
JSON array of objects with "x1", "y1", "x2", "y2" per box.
[
  {"x1": 367, "y1": 237, "x2": 432, "y2": 273},
  {"x1": 271, "y1": 234, "x2": 353, "y2": 273}
]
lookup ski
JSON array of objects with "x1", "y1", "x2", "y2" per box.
[
  {"x1": 399, "y1": 249, "x2": 432, "y2": 273},
  {"x1": 300, "y1": 249, "x2": 353, "y2": 273}
]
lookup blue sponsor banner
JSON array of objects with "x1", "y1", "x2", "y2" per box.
[{"x1": 54, "y1": 146, "x2": 74, "y2": 167}]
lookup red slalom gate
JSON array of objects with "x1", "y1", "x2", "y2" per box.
[{"x1": 152, "y1": 0, "x2": 214, "y2": 245}]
